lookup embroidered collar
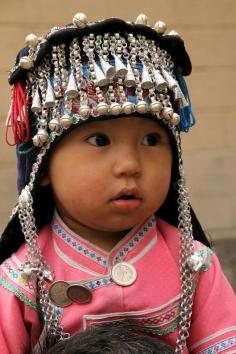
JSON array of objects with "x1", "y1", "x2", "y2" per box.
[{"x1": 51, "y1": 211, "x2": 157, "y2": 274}]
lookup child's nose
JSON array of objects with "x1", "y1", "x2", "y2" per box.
[{"x1": 113, "y1": 150, "x2": 142, "y2": 178}]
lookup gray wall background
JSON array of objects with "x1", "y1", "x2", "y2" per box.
[{"x1": 0, "y1": 0, "x2": 235, "y2": 288}]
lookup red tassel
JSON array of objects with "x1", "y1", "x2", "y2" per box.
[{"x1": 5, "y1": 81, "x2": 30, "y2": 146}]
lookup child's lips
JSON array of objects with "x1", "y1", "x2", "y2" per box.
[{"x1": 110, "y1": 188, "x2": 142, "y2": 211}]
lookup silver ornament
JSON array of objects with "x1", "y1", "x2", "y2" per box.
[
  {"x1": 60, "y1": 114, "x2": 73, "y2": 129},
  {"x1": 110, "y1": 102, "x2": 122, "y2": 115},
  {"x1": 162, "y1": 107, "x2": 174, "y2": 120},
  {"x1": 73, "y1": 13, "x2": 88, "y2": 29},
  {"x1": 19, "y1": 56, "x2": 33, "y2": 70},
  {"x1": 25, "y1": 33, "x2": 38, "y2": 48},
  {"x1": 97, "y1": 102, "x2": 109, "y2": 115},
  {"x1": 170, "y1": 112, "x2": 180, "y2": 126},
  {"x1": 136, "y1": 100, "x2": 148, "y2": 114},
  {"x1": 122, "y1": 101, "x2": 135, "y2": 115},
  {"x1": 150, "y1": 100, "x2": 162, "y2": 113},
  {"x1": 32, "y1": 129, "x2": 49, "y2": 147},
  {"x1": 135, "y1": 14, "x2": 148, "y2": 25},
  {"x1": 79, "y1": 104, "x2": 90, "y2": 119},
  {"x1": 187, "y1": 252, "x2": 203, "y2": 272},
  {"x1": 154, "y1": 20, "x2": 167, "y2": 35},
  {"x1": 49, "y1": 118, "x2": 61, "y2": 132}
]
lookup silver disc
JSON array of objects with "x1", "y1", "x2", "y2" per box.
[
  {"x1": 111, "y1": 262, "x2": 137, "y2": 286},
  {"x1": 49, "y1": 281, "x2": 72, "y2": 307}
]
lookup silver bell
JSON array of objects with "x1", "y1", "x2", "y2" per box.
[
  {"x1": 187, "y1": 252, "x2": 203, "y2": 272},
  {"x1": 79, "y1": 104, "x2": 90, "y2": 119},
  {"x1": 170, "y1": 113, "x2": 180, "y2": 126},
  {"x1": 150, "y1": 100, "x2": 162, "y2": 113},
  {"x1": 162, "y1": 107, "x2": 174, "y2": 120},
  {"x1": 136, "y1": 100, "x2": 148, "y2": 114},
  {"x1": 49, "y1": 118, "x2": 61, "y2": 132},
  {"x1": 122, "y1": 101, "x2": 135, "y2": 115},
  {"x1": 154, "y1": 20, "x2": 167, "y2": 35},
  {"x1": 32, "y1": 129, "x2": 49, "y2": 147},
  {"x1": 110, "y1": 102, "x2": 122, "y2": 115},
  {"x1": 60, "y1": 114, "x2": 73, "y2": 129},
  {"x1": 97, "y1": 102, "x2": 109, "y2": 115},
  {"x1": 73, "y1": 13, "x2": 88, "y2": 29}
]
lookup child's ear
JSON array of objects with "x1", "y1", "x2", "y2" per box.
[{"x1": 40, "y1": 174, "x2": 50, "y2": 186}]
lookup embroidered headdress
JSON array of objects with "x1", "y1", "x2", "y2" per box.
[{"x1": 4, "y1": 13, "x2": 202, "y2": 353}]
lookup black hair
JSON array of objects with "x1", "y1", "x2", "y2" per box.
[{"x1": 45, "y1": 327, "x2": 174, "y2": 354}]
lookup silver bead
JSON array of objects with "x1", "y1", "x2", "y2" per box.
[
  {"x1": 162, "y1": 107, "x2": 174, "y2": 120},
  {"x1": 97, "y1": 102, "x2": 109, "y2": 115},
  {"x1": 150, "y1": 100, "x2": 162, "y2": 113},
  {"x1": 19, "y1": 56, "x2": 33, "y2": 70},
  {"x1": 25, "y1": 33, "x2": 38, "y2": 48},
  {"x1": 110, "y1": 102, "x2": 122, "y2": 115},
  {"x1": 136, "y1": 100, "x2": 148, "y2": 114},
  {"x1": 60, "y1": 114, "x2": 73, "y2": 129},
  {"x1": 135, "y1": 14, "x2": 148, "y2": 25},
  {"x1": 49, "y1": 118, "x2": 61, "y2": 132},
  {"x1": 122, "y1": 101, "x2": 135, "y2": 115},
  {"x1": 32, "y1": 129, "x2": 49, "y2": 147},
  {"x1": 73, "y1": 13, "x2": 88, "y2": 29},
  {"x1": 154, "y1": 20, "x2": 167, "y2": 35},
  {"x1": 170, "y1": 112, "x2": 180, "y2": 126},
  {"x1": 79, "y1": 104, "x2": 90, "y2": 119},
  {"x1": 168, "y1": 30, "x2": 180, "y2": 37},
  {"x1": 187, "y1": 252, "x2": 203, "y2": 272}
]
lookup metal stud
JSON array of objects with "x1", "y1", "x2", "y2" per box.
[
  {"x1": 135, "y1": 14, "x2": 148, "y2": 25},
  {"x1": 73, "y1": 13, "x2": 88, "y2": 29},
  {"x1": 154, "y1": 20, "x2": 167, "y2": 35}
]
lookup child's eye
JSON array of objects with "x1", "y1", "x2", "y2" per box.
[
  {"x1": 142, "y1": 133, "x2": 160, "y2": 146},
  {"x1": 87, "y1": 134, "x2": 110, "y2": 146}
]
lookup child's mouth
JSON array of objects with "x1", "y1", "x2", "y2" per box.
[{"x1": 111, "y1": 190, "x2": 142, "y2": 211}]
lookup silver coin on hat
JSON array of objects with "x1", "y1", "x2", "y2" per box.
[
  {"x1": 49, "y1": 281, "x2": 72, "y2": 308},
  {"x1": 111, "y1": 262, "x2": 137, "y2": 286}
]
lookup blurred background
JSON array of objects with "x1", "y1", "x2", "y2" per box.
[{"x1": 0, "y1": 0, "x2": 235, "y2": 289}]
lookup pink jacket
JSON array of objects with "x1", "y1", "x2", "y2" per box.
[{"x1": 0, "y1": 212, "x2": 235, "y2": 353}]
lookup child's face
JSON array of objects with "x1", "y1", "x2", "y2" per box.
[{"x1": 44, "y1": 116, "x2": 172, "y2": 236}]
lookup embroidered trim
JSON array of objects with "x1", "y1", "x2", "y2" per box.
[
  {"x1": 199, "y1": 336, "x2": 236, "y2": 354},
  {"x1": 52, "y1": 220, "x2": 108, "y2": 268},
  {"x1": 85, "y1": 276, "x2": 114, "y2": 290},
  {"x1": 0, "y1": 276, "x2": 38, "y2": 311},
  {"x1": 113, "y1": 216, "x2": 156, "y2": 264},
  {"x1": 190, "y1": 327, "x2": 236, "y2": 351},
  {"x1": 1, "y1": 260, "x2": 36, "y2": 295}
]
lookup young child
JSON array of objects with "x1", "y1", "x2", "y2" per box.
[
  {"x1": 0, "y1": 13, "x2": 235, "y2": 354},
  {"x1": 45, "y1": 327, "x2": 174, "y2": 354}
]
